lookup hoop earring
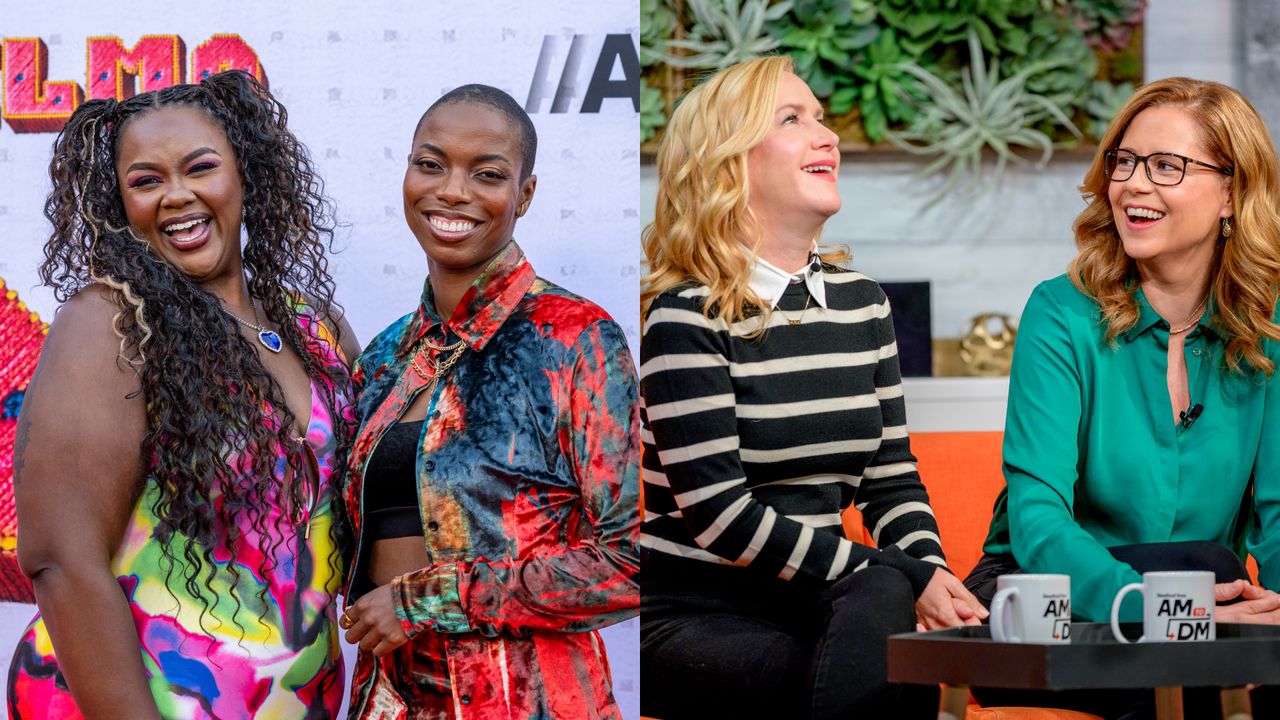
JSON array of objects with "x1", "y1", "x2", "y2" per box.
[{"x1": 1222, "y1": 217, "x2": 1234, "y2": 239}]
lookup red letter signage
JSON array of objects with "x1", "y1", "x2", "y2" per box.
[
  {"x1": 86, "y1": 35, "x2": 185, "y2": 100},
  {"x1": 191, "y1": 34, "x2": 263, "y2": 82},
  {"x1": 2, "y1": 38, "x2": 83, "y2": 132}
]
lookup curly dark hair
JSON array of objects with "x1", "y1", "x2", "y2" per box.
[{"x1": 39, "y1": 70, "x2": 352, "y2": 632}]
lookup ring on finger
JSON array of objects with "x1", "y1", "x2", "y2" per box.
[{"x1": 339, "y1": 610, "x2": 356, "y2": 630}]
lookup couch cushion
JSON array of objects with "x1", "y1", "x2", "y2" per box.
[
  {"x1": 844, "y1": 431, "x2": 1005, "y2": 579},
  {"x1": 969, "y1": 709, "x2": 1103, "y2": 720}
]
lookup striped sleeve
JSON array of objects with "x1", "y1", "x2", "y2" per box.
[
  {"x1": 854, "y1": 297, "x2": 947, "y2": 578},
  {"x1": 641, "y1": 288, "x2": 920, "y2": 588}
]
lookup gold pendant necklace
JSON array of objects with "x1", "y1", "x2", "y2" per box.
[{"x1": 782, "y1": 292, "x2": 812, "y2": 326}]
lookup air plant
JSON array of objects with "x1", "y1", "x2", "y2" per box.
[
  {"x1": 641, "y1": 0, "x2": 679, "y2": 67},
  {"x1": 887, "y1": 29, "x2": 1082, "y2": 208},
  {"x1": 655, "y1": 0, "x2": 794, "y2": 70}
]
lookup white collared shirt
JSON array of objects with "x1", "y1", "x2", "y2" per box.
[{"x1": 748, "y1": 251, "x2": 828, "y2": 309}]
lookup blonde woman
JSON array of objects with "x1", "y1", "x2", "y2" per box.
[
  {"x1": 639, "y1": 56, "x2": 984, "y2": 720},
  {"x1": 966, "y1": 77, "x2": 1280, "y2": 716}
]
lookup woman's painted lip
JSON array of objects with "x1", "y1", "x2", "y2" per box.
[{"x1": 165, "y1": 218, "x2": 211, "y2": 251}]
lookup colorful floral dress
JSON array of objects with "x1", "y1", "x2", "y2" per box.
[{"x1": 8, "y1": 306, "x2": 350, "y2": 719}]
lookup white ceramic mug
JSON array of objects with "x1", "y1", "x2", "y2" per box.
[
  {"x1": 989, "y1": 574, "x2": 1071, "y2": 643},
  {"x1": 1110, "y1": 570, "x2": 1215, "y2": 643}
]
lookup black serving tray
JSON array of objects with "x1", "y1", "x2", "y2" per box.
[{"x1": 889, "y1": 623, "x2": 1280, "y2": 690}]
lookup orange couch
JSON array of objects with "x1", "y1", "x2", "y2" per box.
[
  {"x1": 843, "y1": 431, "x2": 1006, "y2": 580},
  {"x1": 843, "y1": 431, "x2": 1103, "y2": 720}
]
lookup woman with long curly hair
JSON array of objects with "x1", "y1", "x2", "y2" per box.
[
  {"x1": 8, "y1": 70, "x2": 358, "y2": 719},
  {"x1": 640, "y1": 56, "x2": 983, "y2": 720},
  {"x1": 964, "y1": 77, "x2": 1280, "y2": 716}
]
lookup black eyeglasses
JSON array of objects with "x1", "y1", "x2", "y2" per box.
[{"x1": 1105, "y1": 149, "x2": 1234, "y2": 186}]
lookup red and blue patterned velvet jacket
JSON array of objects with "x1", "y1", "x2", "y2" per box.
[{"x1": 343, "y1": 241, "x2": 640, "y2": 719}]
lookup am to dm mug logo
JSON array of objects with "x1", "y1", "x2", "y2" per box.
[
  {"x1": 1043, "y1": 596, "x2": 1070, "y2": 640},
  {"x1": 1156, "y1": 594, "x2": 1211, "y2": 640}
]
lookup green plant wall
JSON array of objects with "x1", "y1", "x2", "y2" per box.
[{"x1": 641, "y1": 0, "x2": 1146, "y2": 157}]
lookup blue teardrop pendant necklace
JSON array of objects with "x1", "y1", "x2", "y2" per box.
[{"x1": 222, "y1": 302, "x2": 283, "y2": 353}]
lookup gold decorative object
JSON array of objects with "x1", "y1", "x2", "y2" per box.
[{"x1": 958, "y1": 313, "x2": 1018, "y2": 376}]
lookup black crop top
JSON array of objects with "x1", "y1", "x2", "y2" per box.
[{"x1": 364, "y1": 420, "x2": 423, "y2": 540}]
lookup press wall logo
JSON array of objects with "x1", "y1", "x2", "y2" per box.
[
  {"x1": 1157, "y1": 596, "x2": 1211, "y2": 640},
  {"x1": 525, "y1": 33, "x2": 638, "y2": 114},
  {"x1": 0, "y1": 34, "x2": 263, "y2": 133}
]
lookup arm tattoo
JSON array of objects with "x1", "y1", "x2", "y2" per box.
[
  {"x1": 12, "y1": 359, "x2": 47, "y2": 488},
  {"x1": 12, "y1": 415, "x2": 31, "y2": 488}
]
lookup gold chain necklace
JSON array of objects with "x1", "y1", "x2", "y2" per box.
[
  {"x1": 781, "y1": 292, "x2": 812, "y2": 326},
  {"x1": 410, "y1": 333, "x2": 468, "y2": 381},
  {"x1": 1168, "y1": 295, "x2": 1208, "y2": 335}
]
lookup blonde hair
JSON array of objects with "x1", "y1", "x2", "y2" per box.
[
  {"x1": 641, "y1": 55, "x2": 847, "y2": 331},
  {"x1": 1070, "y1": 76, "x2": 1280, "y2": 375}
]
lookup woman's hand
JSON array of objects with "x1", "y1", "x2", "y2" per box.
[
  {"x1": 1216, "y1": 579, "x2": 1280, "y2": 624},
  {"x1": 342, "y1": 583, "x2": 411, "y2": 656},
  {"x1": 915, "y1": 568, "x2": 989, "y2": 631}
]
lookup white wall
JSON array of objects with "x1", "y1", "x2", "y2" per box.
[
  {"x1": 1146, "y1": 0, "x2": 1239, "y2": 87},
  {"x1": 0, "y1": 2, "x2": 640, "y2": 717}
]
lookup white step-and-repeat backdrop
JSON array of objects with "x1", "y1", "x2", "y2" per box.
[{"x1": 0, "y1": 1, "x2": 641, "y2": 717}]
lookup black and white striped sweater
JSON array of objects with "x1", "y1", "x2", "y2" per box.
[{"x1": 639, "y1": 267, "x2": 947, "y2": 594}]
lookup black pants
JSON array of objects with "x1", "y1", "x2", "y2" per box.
[
  {"x1": 642, "y1": 556, "x2": 937, "y2": 720},
  {"x1": 963, "y1": 540, "x2": 1271, "y2": 720}
]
